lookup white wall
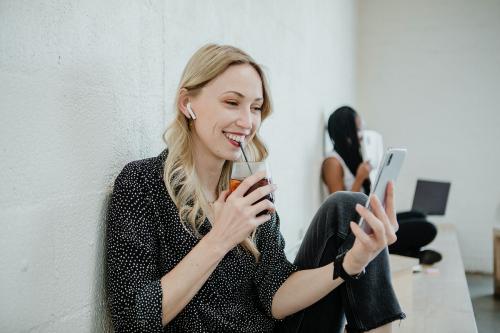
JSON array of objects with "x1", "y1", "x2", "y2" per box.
[
  {"x1": 0, "y1": 1, "x2": 357, "y2": 331},
  {"x1": 356, "y1": 0, "x2": 500, "y2": 272}
]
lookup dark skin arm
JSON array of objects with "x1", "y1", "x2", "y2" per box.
[
  {"x1": 322, "y1": 157, "x2": 345, "y2": 193},
  {"x1": 322, "y1": 157, "x2": 371, "y2": 193}
]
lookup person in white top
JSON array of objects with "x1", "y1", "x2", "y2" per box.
[
  {"x1": 322, "y1": 106, "x2": 442, "y2": 265},
  {"x1": 322, "y1": 106, "x2": 372, "y2": 194}
]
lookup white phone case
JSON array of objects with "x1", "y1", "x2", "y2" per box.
[{"x1": 359, "y1": 148, "x2": 407, "y2": 233}]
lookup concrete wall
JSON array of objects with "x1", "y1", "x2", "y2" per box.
[
  {"x1": 0, "y1": 1, "x2": 357, "y2": 331},
  {"x1": 356, "y1": 0, "x2": 500, "y2": 272}
]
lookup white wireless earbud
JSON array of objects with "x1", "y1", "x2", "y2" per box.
[{"x1": 186, "y1": 103, "x2": 197, "y2": 120}]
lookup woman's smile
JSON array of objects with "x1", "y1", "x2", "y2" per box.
[{"x1": 223, "y1": 131, "x2": 248, "y2": 147}]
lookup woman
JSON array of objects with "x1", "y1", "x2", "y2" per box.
[
  {"x1": 322, "y1": 106, "x2": 441, "y2": 265},
  {"x1": 322, "y1": 106, "x2": 372, "y2": 195},
  {"x1": 106, "y1": 44, "x2": 404, "y2": 333}
]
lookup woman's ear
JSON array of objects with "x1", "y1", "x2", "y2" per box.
[{"x1": 178, "y1": 88, "x2": 193, "y2": 119}]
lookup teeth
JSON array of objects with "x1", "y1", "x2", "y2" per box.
[{"x1": 224, "y1": 132, "x2": 245, "y2": 143}]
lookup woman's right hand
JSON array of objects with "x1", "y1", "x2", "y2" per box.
[
  {"x1": 207, "y1": 170, "x2": 277, "y2": 253},
  {"x1": 343, "y1": 182, "x2": 399, "y2": 275},
  {"x1": 355, "y1": 161, "x2": 372, "y2": 181}
]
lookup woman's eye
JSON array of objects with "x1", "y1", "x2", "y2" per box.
[
  {"x1": 225, "y1": 101, "x2": 238, "y2": 106},
  {"x1": 252, "y1": 107, "x2": 263, "y2": 112}
]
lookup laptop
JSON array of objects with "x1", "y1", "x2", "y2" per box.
[{"x1": 411, "y1": 179, "x2": 451, "y2": 216}]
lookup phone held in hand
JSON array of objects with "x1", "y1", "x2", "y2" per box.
[{"x1": 358, "y1": 148, "x2": 407, "y2": 234}]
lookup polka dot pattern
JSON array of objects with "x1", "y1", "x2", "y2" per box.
[{"x1": 106, "y1": 149, "x2": 298, "y2": 332}]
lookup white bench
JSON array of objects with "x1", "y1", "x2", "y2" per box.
[
  {"x1": 390, "y1": 254, "x2": 418, "y2": 331},
  {"x1": 391, "y1": 223, "x2": 478, "y2": 332}
]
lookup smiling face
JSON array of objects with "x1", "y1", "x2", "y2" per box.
[{"x1": 184, "y1": 64, "x2": 264, "y2": 163}]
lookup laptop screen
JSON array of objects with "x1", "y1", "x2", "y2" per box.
[{"x1": 411, "y1": 180, "x2": 451, "y2": 216}]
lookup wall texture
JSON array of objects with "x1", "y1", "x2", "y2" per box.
[
  {"x1": 0, "y1": 1, "x2": 356, "y2": 331},
  {"x1": 356, "y1": 0, "x2": 500, "y2": 272}
]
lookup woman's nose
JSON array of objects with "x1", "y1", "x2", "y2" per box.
[{"x1": 236, "y1": 108, "x2": 252, "y2": 129}]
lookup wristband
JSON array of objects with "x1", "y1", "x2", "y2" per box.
[{"x1": 333, "y1": 251, "x2": 366, "y2": 281}]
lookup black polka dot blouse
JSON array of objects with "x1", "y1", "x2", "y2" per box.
[{"x1": 106, "y1": 149, "x2": 298, "y2": 332}]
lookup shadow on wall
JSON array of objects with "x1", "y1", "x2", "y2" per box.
[
  {"x1": 91, "y1": 190, "x2": 114, "y2": 333},
  {"x1": 319, "y1": 111, "x2": 327, "y2": 203},
  {"x1": 496, "y1": 202, "x2": 500, "y2": 225}
]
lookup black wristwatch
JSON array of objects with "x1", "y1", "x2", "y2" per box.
[{"x1": 333, "y1": 251, "x2": 365, "y2": 281}]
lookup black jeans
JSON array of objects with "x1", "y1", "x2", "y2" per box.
[{"x1": 275, "y1": 192, "x2": 405, "y2": 333}]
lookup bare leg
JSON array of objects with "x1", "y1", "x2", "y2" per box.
[
  {"x1": 366, "y1": 323, "x2": 392, "y2": 333},
  {"x1": 343, "y1": 322, "x2": 392, "y2": 333}
]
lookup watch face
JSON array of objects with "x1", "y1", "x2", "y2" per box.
[{"x1": 333, "y1": 252, "x2": 347, "y2": 280}]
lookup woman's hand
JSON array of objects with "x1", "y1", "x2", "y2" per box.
[
  {"x1": 343, "y1": 181, "x2": 399, "y2": 275},
  {"x1": 207, "y1": 170, "x2": 277, "y2": 253},
  {"x1": 355, "y1": 161, "x2": 372, "y2": 181}
]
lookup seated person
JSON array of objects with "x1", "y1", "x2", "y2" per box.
[
  {"x1": 105, "y1": 45, "x2": 405, "y2": 332},
  {"x1": 322, "y1": 106, "x2": 441, "y2": 265}
]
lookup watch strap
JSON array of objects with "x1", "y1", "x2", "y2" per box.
[{"x1": 333, "y1": 251, "x2": 365, "y2": 281}]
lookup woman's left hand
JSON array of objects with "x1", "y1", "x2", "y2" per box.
[{"x1": 343, "y1": 181, "x2": 399, "y2": 275}]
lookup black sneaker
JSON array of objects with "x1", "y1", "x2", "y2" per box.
[{"x1": 418, "y1": 249, "x2": 442, "y2": 265}]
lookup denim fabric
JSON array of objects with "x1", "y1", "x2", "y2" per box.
[{"x1": 275, "y1": 191, "x2": 405, "y2": 333}]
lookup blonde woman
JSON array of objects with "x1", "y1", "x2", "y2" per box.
[{"x1": 106, "y1": 44, "x2": 405, "y2": 333}]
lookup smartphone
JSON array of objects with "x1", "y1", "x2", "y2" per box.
[{"x1": 358, "y1": 148, "x2": 407, "y2": 233}]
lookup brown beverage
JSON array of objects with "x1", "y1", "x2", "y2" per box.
[{"x1": 229, "y1": 178, "x2": 274, "y2": 216}]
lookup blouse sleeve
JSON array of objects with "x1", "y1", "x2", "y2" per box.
[
  {"x1": 106, "y1": 163, "x2": 164, "y2": 332},
  {"x1": 253, "y1": 212, "x2": 298, "y2": 318}
]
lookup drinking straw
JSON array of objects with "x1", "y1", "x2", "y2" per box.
[{"x1": 239, "y1": 142, "x2": 253, "y2": 174}]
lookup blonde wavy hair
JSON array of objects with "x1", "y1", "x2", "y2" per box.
[{"x1": 163, "y1": 44, "x2": 273, "y2": 261}]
